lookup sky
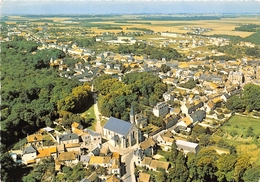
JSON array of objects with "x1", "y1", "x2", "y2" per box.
[{"x1": 1, "y1": 0, "x2": 260, "y2": 15}]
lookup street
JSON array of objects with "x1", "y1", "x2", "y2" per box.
[{"x1": 121, "y1": 150, "x2": 136, "y2": 182}]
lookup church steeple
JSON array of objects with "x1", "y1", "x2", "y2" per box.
[{"x1": 130, "y1": 103, "x2": 135, "y2": 124}]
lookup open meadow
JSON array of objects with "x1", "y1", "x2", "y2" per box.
[{"x1": 211, "y1": 115, "x2": 260, "y2": 165}]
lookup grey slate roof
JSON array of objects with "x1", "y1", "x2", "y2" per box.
[
  {"x1": 103, "y1": 116, "x2": 133, "y2": 136},
  {"x1": 58, "y1": 133, "x2": 79, "y2": 141},
  {"x1": 23, "y1": 145, "x2": 37, "y2": 154},
  {"x1": 84, "y1": 128, "x2": 100, "y2": 137}
]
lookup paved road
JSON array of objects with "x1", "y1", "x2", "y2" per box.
[
  {"x1": 93, "y1": 103, "x2": 102, "y2": 134},
  {"x1": 102, "y1": 141, "x2": 137, "y2": 182},
  {"x1": 121, "y1": 150, "x2": 136, "y2": 182},
  {"x1": 94, "y1": 100, "x2": 136, "y2": 182}
]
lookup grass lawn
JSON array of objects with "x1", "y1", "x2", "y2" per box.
[
  {"x1": 81, "y1": 105, "x2": 96, "y2": 130},
  {"x1": 220, "y1": 115, "x2": 260, "y2": 137},
  {"x1": 211, "y1": 115, "x2": 260, "y2": 165}
]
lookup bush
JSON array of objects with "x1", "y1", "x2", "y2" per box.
[
  {"x1": 230, "y1": 130, "x2": 238, "y2": 137},
  {"x1": 218, "y1": 114, "x2": 225, "y2": 119}
]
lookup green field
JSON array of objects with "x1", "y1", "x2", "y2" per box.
[
  {"x1": 212, "y1": 115, "x2": 260, "y2": 164},
  {"x1": 220, "y1": 115, "x2": 260, "y2": 137},
  {"x1": 81, "y1": 105, "x2": 96, "y2": 130}
]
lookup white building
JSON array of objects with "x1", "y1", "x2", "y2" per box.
[{"x1": 153, "y1": 102, "x2": 169, "y2": 117}]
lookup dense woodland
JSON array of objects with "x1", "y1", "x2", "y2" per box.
[
  {"x1": 139, "y1": 142, "x2": 260, "y2": 182},
  {"x1": 1, "y1": 37, "x2": 92, "y2": 152},
  {"x1": 226, "y1": 84, "x2": 260, "y2": 112},
  {"x1": 94, "y1": 72, "x2": 167, "y2": 121},
  {"x1": 234, "y1": 24, "x2": 260, "y2": 32}
]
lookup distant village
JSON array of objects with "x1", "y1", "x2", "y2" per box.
[{"x1": 5, "y1": 22, "x2": 260, "y2": 182}]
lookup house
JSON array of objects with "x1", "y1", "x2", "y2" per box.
[
  {"x1": 181, "y1": 101, "x2": 203, "y2": 115},
  {"x1": 71, "y1": 122, "x2": 83, "y2": 131},
  {"x1": 134, "y1": 113, "x2": 148, "y2": 129},
  {"x1": 114, "y1": 64, "x2": 121, "y2": 71},
  {"x1": 163, "y1": 92, "x2": 175, "y2": 102},
  {"x1": 164, "y1": 114, "x2": 180, "y2": 129},
  {"x1": 103, "y1": 117, "x2": 140, "y2": 148},
  {"x1": 138, "y1": 173, "x2": 151, "y2": 182},
  {"x1": 80, "y1": 155, "x2": 90, "y2": 166},
  {"x1": 22, "y1": 145, "x2": 37, "y2": 164},
  {"x1": 133, "y1": 148, "x2": 144, "y2": 166},
  {"x1": 171, "y1": 125, "x2": 187, "y2": 134},
  {"x1": 100, "y1": 147, "x2": 111, "y2": 156},
  {"x1": 170, "y1": 107, "x2": 181, "y2": 115},
  {"x1": 81, "y1": 129, "x2": 102, "y2": 147},
  {"x1": 58, "y1": 151, "x2": 79, "y2": 165},
  {"x1": 179, "y1": 117, "x2": 193, "y2": 127},
  {"x1": 106, "y1": 175, "x2": 121, "y2": 182},
  {"x1": 149, "y1": 160, "x2": 170, "y2": 171},
  {"x1": 228, "y1": 71, "x2": 244, "y2": 84},
  {"x1": 175, "y1": 140, "x2": 200, "y2": 154},
  {"x1": 155, "y1": 131, "x2": 175, "y2": 151},
  {"x1": 57, "y1": 133, "x2": 79, "y2": 144},
  {"x1": 141, "y1": 157, "x2": 153, "y2": 169},
  {"x1": 189, "y1": 110, "x2": 206, "y2": 123},
  {"x1": 153, "y1": 102, "x2": 169, "y2": 117},
  {"x1": 142, "y1": 157, "x2": 170, "y2": 171},
  {"x1": 89, "y1": 156, "x2": 107, "y2": 167},
  {"x1": 64, "y1": 143, "x2": 81, "y2": 152},
  {"x1": 109, "y1": 158, "x2": 121, "y2": 176},
  {"x1": 35, "y1": 146, "x2": 57, "y2": 163},
  {"x1": 27, "y1": 134, "x2": 43, "y2": 147},
  {"x1": 88, "y1": 151, "x2": 121, "y2": 177},
  {"x1": 57, "y1": 143, "x2": 66, "y2": 153},
  {"x1": 80, "y1": 172, "x2": 100, "y2": 182},
  {"x1": 205, "y1": 100, "x2": 216, "y2": 113},
  {"x1": 139, "y1": 138, "x2": 156, "y2": 157},
  {"x1": 90, "y1": 146, "x2": 101, "y2": 156},
  {"x1": 221, "y1": 93, "x2": 230, "y2": 102},
  {"x1": 55, "y1": 159, "x2": 62, "y2": 171}
]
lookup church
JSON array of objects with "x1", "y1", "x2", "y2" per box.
[
  {"x1": 103, "y1": 105, "x2": 141, "y2": 148},
  {"x1": 103, "y1": 117, "x2": 140, "y2": 148}
]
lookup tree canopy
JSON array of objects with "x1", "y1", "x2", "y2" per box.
[
  {"x1": 1, "y1": 37, "x2": 92, "y2": 151},
  {"x1": 94, "y1": 72, "x2": 167, "y2": 120}
]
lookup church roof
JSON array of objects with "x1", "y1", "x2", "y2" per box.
[{"x1": 103, "y1": 117, "x2": 133, "y2": 136}]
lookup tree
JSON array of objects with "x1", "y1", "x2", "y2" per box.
[
  {"x1": 226, "y1": 95, "x2": 245, "y2": 112},
  {"x1": 243, "y1": 84, "x2": 260, "y2": 111},
  {"x1": 243, "y1": 165, "x2": 260, "y2": 182},
  {"x1": 233, "y1": 154, "x2": 251, "y2": 182},
  {"x1": 179, "y1": 79, "x2": 198, "y2": 89},
  {"x1": 23, "y1": 158, "x2": 55, "y2": 182},
  {"x1": 168, "y1": 163, "x2": 189, "y2": 182},
  {"x1": 215, "y1": 154, "x2": 237, "y2": 182},
  {"x1": 155, "y1": 170, "x2": 167, "y2": 182},
  {"x1": 195, "y1": 149, "x2": 219, "y2": 181},
  {"x1": 160, "y1": 64, "x2": 171, "y2": 73},
  {"x1": 199, "y1": 134, "x2": 211, "y2": 147},
  {"x1": 169, "y1": 142, "x2": 179, "y2": 163},
  {"x1": 0, "y1": 153, "x2": 16, "y2": 182}
]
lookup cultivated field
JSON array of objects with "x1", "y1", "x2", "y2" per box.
[{"x1": 6, "y1": 15, "x2": 260, "y2": 38}]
